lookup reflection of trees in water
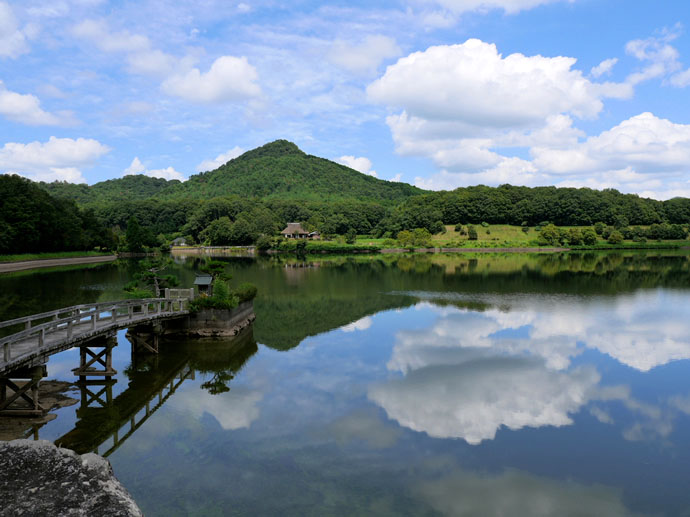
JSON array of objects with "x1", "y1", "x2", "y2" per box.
[
  {"x1": 201, "y1": 371, "x2": 235, "y2": 395},
  {"x1": 187, "y1": 328, "x2": 258, "y2": 395},
  {"x1": 248, "y1": 252, "x2": 690, "y2": 351}
]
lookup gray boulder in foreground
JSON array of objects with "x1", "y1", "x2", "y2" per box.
[{"x1": 0, "y1": 439, "x2": 142, "y2": 516}]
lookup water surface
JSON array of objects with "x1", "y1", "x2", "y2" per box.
[{"x1": 1, "y1": 252, "x2": 690, "y2": 516}]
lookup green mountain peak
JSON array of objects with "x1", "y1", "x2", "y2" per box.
[{"x1": 233, "y1": 140, "x2": 304, "y2": 163}]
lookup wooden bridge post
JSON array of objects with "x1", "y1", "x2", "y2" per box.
[
  {"x1": 0, "y1": 365, "x2": 48, "y2": 417},
  {"x1": 72, "y1": 335, "x2": 117, "y2": 381}
]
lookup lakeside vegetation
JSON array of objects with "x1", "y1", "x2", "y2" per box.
[
  {"x1": 0, "y1": 175, "x2": 115, "y2": 255},
  {"x1": 1, "y1": 140, "x2": 687, "y2": 256}
]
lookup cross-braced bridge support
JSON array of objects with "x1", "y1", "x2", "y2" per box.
[
  {"x1": 0, "y1": 365, "x2": 47, "y2": 417},
  {"x1": 72, "y1": 335, "x2": 117, "y2": 381}
]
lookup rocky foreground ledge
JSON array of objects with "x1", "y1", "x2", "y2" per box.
[{"x1": 0, "y1": 440, "x2": 142, "y2": 516}]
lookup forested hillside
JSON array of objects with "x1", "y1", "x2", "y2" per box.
[
  {"x1": 158, "y1": 140, "x2": 423, "y2": 203},
  {"x1": 19, "y1": 139, "x2": 690, "y2": 249},
  {"x1": 374, "y1": 184, "x2": 690, "y2": 236},
  {"x1": 37, "y1": 140, "x2": 423, "y2": 207},
  {"x1": 40, "y1": 175, "x2": 178, "y2": 205},
  {"x1": 0, "y1": 175, "x2": 114, "y2": 254}
]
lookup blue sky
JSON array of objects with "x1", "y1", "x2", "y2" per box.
[{"x1": 1, "y1": 0, "x2": 689, "y2": 199}]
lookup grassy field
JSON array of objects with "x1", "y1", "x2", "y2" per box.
[
  {"x1": 356, "y1": 225, "x2": 544, "y2": 248},
  {"x1": 0, "y1": 250, "x2": 113, "y2": 263},
  {"x1": 355, "y1": 225, "x2": 689, "y2": 249}
]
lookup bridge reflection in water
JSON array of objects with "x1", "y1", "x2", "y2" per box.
[{"x1": 25, "y1": 327, "x2": 257, "y2": 457}]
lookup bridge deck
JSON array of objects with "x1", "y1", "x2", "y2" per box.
[{"x1": 0, "y1": 298, "x2": 190, "y2": 376}]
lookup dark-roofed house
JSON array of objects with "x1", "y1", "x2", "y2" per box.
[{"x1": 281, "y1": 223, "x2": 310, "y2": 239}]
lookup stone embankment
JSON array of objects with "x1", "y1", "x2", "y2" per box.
[{"x1": 0, "y1": 439, "x2": 142, "y2": 516}]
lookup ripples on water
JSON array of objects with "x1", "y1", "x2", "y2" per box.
[{"x1": 1, "y1": 252, "x2": 689, "y2": 516}]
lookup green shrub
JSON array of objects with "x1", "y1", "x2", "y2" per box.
[
  {"x1": 582, "y1": 228, "x2": 598, "y2": 245},
  {"x1": 233, "y1": 282, "x2": 258, "y2": 303},
  {"x1": 467, "y1": 225, "x2": 478, "y2": 240},
  {"x1": 256, "y1": 234, "x2": 273, "y2": 252},
  {"x1": 430, "y1": 220, "x2": 446, "y2": 234},
  {"x1": 607, "y1": 230, "x2": 624, "y2": 244},
  {"x1": 481, "y1": 222, "x2": 489, "y2": 227},
  {"x1": 189, "y1": 280, "x2": 239, "y2": 312}
]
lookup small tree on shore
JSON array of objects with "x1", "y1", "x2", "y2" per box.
[
  {"x1": 345, "y1": 228, "x2": 357, "y2": 244},
  {"x1": 607, "y1": 230, "x2": 624, "y2": 244},
  {"x1": 582, "y1": 228, "x2": 598, "y2": 245}
]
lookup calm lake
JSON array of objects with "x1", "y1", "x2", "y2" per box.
[{"x1": 1, "y1": 251, "x2": 690, "y2": 516}]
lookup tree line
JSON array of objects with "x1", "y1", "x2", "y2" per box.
[
  {"x1": 6, "y1": 172, "x2": 690, "y2": 253},
  {"x1": 0, "y1": 175, "x2": 115, "y2": 254}
]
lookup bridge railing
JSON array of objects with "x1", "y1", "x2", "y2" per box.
[
  {"x1": 0, "y1": 298, "x2": 190, "y2": 367},
  {"x1": 165, "y1": 288, "x2": 195, "y2": 300}
]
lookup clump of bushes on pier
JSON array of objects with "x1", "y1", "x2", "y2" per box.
[{"x1": 189, "y1": 280, "x2": 258, "y2": 312}]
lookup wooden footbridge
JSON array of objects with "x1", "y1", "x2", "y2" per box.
[{"x1": 0, "y1": 290, "x2": 194, "y2": 416}]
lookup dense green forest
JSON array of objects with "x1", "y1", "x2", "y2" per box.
[
  {"x1": 0, "y1": 175, "x2": 114, "y2": 254},
  {"x1": 41, "y1": 175, "x2": 177, "y2": 205},
  {"x1": 8, "y1": 139, "x2": 690, "y2": 250},
  {"x1": 40, "y1": 140, "x2": 422, "y2": 206}
]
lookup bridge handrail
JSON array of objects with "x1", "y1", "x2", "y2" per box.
[
  {"x1": 0, "y1": 298, "x2": 188, "y2": 349},
  {"x1": 0, "y1": 298, "x2": 181, "y2": 331}
]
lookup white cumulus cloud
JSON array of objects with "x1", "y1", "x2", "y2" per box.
[
  {"x1": 337, "y1": 155, "x2": 377, "y2": 177},
  {"x1": 531, "y1": 112, "x2": 690, "y2": 176},
  {"x1": 123, "y1": 157, "x2": 185, "y2": 181},
  {"x1": 368, "y1": 39, "x2": 614, "y2": 127},
  {"x1": 161, "y1": 55, "x2": 261, "y2": 103},
  {"x1": 368, "y1": 38, "x2": 690, "y2": 198},
  {"x1": 0, "y1": 81, "x2": 70, "y2": 125},
  {"x1": 0, "y1": 136, "x2": 110, "y2": 183},
  {"x1": 195, "y1": 146, "x2": 244, "y2": 172}
]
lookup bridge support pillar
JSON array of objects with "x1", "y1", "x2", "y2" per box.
[
  {"x1": 72, "y1": 335, "x2": 117, "y2": 381},
  {"x1": 126, "y1": 323, "x2": 162, "y2": 356},
  {"x1": 0, "y1": 365, "x2": 48, "y2": 417}
]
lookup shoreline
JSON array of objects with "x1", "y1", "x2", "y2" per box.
[
  {"x1": 0, "y1": 255, "x2": 117, "y2": 273},
  {"x1": 173, "y1": 244, "x2": 686, "y2": 256}
]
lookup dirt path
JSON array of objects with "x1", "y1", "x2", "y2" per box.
[{"x1": 0, "y1": 255, "x2": 117, "y2": 273}]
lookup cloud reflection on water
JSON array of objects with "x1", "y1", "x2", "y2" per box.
[
  {"x1": 415, "y1": 467, "x2": 630, "y2": 517},
  {"x1": 370, "y1": 356, "x2": 599, "y2": 444},
  {"x1": 167, "y1": 387, "x2": 263, "y2": 431},
  {"x1": 370, "y1": 290, "x2": 690, "y2": 444}
]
